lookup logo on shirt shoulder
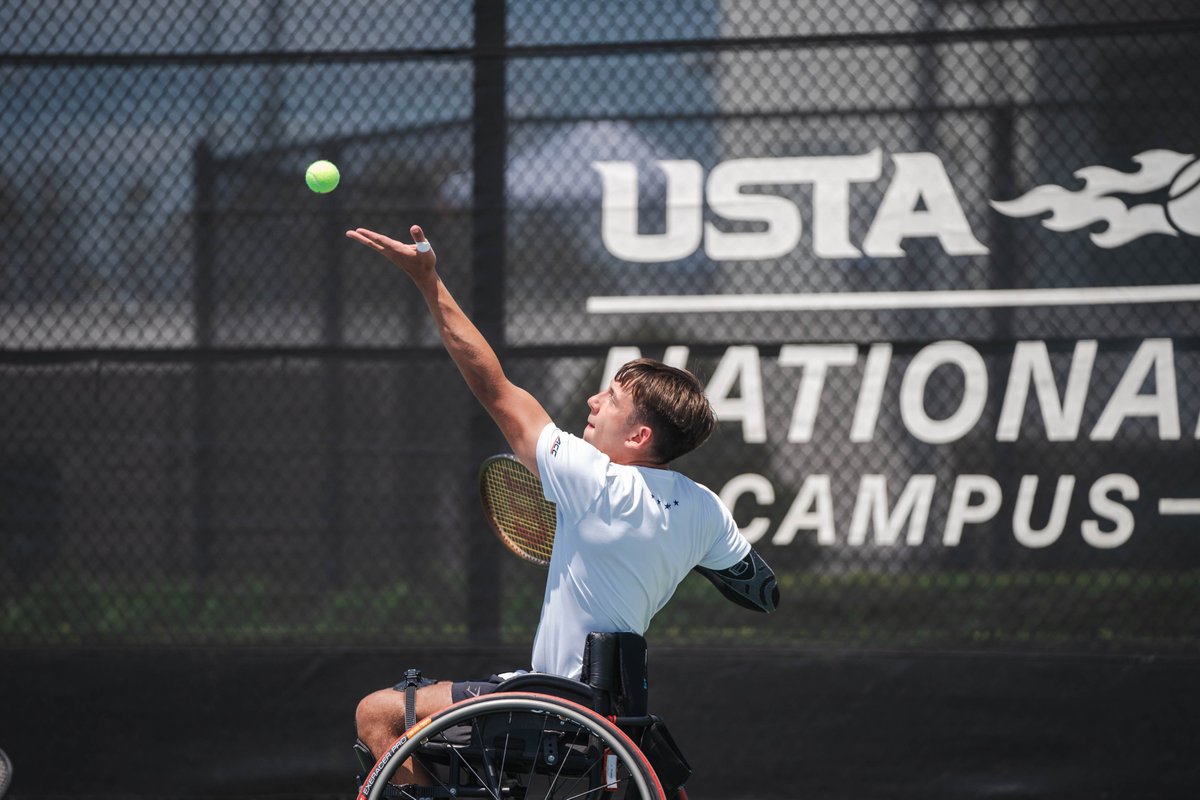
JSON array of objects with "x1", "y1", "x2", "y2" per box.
[{"x1": 550, "y1": 435, "x2": 561, "y2": 457}]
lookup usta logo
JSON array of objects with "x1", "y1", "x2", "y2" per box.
[
  {"x1": 593, "y1": 149, "x2": 988, "y2": 263},
  {"x1": 594, "y1": 148, "x2": 1200, "y2": 262}
]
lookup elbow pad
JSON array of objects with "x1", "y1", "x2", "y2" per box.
[{"x1": 693, "y1": 548, "x2": 779, "y2": 613}]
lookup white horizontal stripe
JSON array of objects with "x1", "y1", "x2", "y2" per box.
[
  {"x1": 1159, "y1": 499, "x2": 1200, "y2": 516},
  {"x1": 586, "y1": 284, "x2": 1200, "y2": 314}
]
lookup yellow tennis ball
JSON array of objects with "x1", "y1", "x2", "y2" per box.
[{"x1": 305, "y1": 159, "x2": 340, "y2": 194}]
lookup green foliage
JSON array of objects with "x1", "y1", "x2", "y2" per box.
[{"x1": 3, "y1": 569, "x2": 1196, "y2": 651}]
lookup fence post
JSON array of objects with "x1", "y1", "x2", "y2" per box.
[
  {"x1": 192, "y1": 140, "x2": 215, "y2": 584},
  {"x1": 467, "y1": 0, "x2": 508, "y2": 645},
  {"x1": 321, "y1": 144, "x2": 347, "y2": 588}
]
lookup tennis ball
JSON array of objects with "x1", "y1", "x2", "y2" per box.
[{"x1": 305, "y1": 159, "x2": 340, "y2": 194}]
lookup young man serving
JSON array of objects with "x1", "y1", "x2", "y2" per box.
[{"x1": 347, "y1": 225, "x2": 778, "y2": 774}]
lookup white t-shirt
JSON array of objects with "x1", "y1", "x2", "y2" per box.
[{"x1": 530, "y1": 422, "x2": 751, "y2": 678}]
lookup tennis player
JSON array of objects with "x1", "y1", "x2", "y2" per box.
[{"x1": 347, "y1": 224, "x2": 778, "y2": 779}]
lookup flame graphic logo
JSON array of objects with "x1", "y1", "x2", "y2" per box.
[{"x1": 990, "y1": 149, "x2": 1200, "y2": 247}]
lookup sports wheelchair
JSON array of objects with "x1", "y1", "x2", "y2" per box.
[{"x1": 355, "y1": 633, "x2": 692, "y2": 800}]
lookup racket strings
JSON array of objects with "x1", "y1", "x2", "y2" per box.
[{"x1": 481, "y1": 460, "x2": 556, "y2": 565}]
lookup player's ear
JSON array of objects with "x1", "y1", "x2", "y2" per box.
[{"x1": 627, "y1": 424, "x2": 654, "y2": 450}]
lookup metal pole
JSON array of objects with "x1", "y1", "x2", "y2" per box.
[{"x1": 467, "y1": 0, "x2": 508, "y2": 645}]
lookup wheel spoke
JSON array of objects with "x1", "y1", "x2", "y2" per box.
[
  {"x1": 541, "y1": 716, "x2": 600, "y2": 800},
  {"x1": 435, "y1": 717, "x2": 500, "y2": 800},
  {"x1": 414, "y1": 747, "x2": 454, "y2": 797},
  {"x1": 538, "y1": 718, "x2": 574, "y2": 800},
  {"x1": 497, "y1": 711, "x2": 512, "y2": 791},
  {"x1": 470, "y1": 714, "x2": 504, "y2": 800}
]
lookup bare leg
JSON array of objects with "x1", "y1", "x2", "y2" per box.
[{"x1": 356, "y1": 681, "x2": 454, "y2": 785}]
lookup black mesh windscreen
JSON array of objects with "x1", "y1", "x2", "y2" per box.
[{"x1": 2, "y1": 1, "x2": 1198, "y2": 653}]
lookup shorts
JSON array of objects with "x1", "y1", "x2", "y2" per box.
[{"x1": 450, "y1": 670, "x2": 528, "y2": 703}]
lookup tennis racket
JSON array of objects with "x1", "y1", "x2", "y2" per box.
[
  {"x1": 0, "y1": 747, "x2": 12, "y2": 799},
  {"x1": 479, "y1": 454, "x2": 557, "y2": 566}
]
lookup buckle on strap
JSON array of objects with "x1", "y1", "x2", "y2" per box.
[{"x1": 400, "y1": 668, "x2": 429, "y2": 731}]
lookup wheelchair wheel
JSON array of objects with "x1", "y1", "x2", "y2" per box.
[
  {"x1": 0, "y1": 747, "x2": 11, "y2": 799},
  {"x1": 359, "y1": 691, "x2": 666, "y2": 800}
]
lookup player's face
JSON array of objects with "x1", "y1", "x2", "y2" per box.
[{"x1": 583, "y1": 380, "x2": 640, "y2": 457}]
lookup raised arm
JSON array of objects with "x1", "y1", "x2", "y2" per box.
[{"x1": 346, "y1": 224, "x2": 550, "y2": 471}]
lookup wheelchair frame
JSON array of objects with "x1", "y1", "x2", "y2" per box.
[
  {"x1": 357, "y1": 690, "x2": 668, "y2": 800},
  {"x1": 356, "y1": 636, "x2": 690, "y2": 800}
]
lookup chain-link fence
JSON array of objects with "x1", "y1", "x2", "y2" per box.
[{"x1": 3, "y1": 1, "x2": 1199, "y2": 654}]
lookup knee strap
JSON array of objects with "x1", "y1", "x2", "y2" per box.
[{"x1": 395, "y1": 668, "x2": 436, "y2": 731}]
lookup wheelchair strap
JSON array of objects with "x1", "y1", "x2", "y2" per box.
[{"x1": 397, "y1": 668, "x2": 434, "y2": 731}]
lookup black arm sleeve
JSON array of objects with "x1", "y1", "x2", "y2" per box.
[{"x1": 692, "y1": 547, "x2": 779, "y2": 613}]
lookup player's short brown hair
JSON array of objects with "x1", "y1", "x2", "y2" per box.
[{"x1": 613, "y1": 358, "x2": 716, "y2": 464}]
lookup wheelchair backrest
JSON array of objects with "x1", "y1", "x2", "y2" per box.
[{"x1": 581, "y1": 631, "x2": 648, "y2": 717}]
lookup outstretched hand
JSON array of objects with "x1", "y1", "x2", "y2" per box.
[{"x1": 346, "y1": 224, "x2": 436, "y2": 281}]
